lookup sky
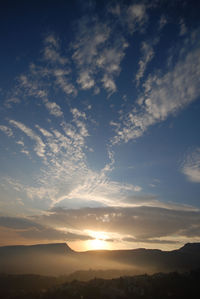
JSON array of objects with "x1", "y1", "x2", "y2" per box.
[{"x1": 0, "y1": 0, "x2": 200, "y2": 251}]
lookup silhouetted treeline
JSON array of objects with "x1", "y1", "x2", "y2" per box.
[{"x1": 1, "y1": 268, "x2": 200, "y2": 299}]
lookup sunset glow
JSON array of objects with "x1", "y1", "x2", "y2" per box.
[{"x1": 85, "y1": 231, "x2": 111, "y2": 250}]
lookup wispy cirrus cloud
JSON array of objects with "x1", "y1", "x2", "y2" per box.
[
  {"x1": 126, "y1": 3, "x2": 148, "y2": 31},
  {"x1": 43, "y1": 34, "x2": 68, "y2": 65},
  {"x1": 43, "y1": 99, "x2": 63, "y2": 117},
  {"x1": 9, "y1": 120, "x2": 46, "y2": 158},
  {"x1": 72, "y1": 18, "x2": 110, "y2": 91},
  {"x1": 179, "y1": 18, "x2": 187, "y2": 36},
  {"x1": 4, "y1": 97, "x2": 21, "y2": 108},
  {"x1": 182, "y1": 148, "x2": 200, "y2": 183},
  {"x1": 0, "y1": 125, "x2": 13, "y2": 137},
  {"x1": 3, "y1": 134, "x2": 142, "y2": 212},
  {"x1": 16, "y1": 140, "x2": 30, "y2": 156},
  {"x1": 112, "y1": 32, "x2": 200, "y2": 144},
  {"x1": 5, "y1": 33, "x2": 77, "y2": 113},
  {"x1": 59, "y1": 170, "x2": 142, "y2": 207},
  {"x1": 135, "y1": 40, "x2": 156, "y2": 85},
  {"x1": 53, "y1": 67, "x2": 77, "y2": 96},
  {"x1": 109, "y1": 2, "x2": 148, "y2": 32},
  {"x1": 2, "y1": 101, "x2": 143, "y2": 210},
  {"x1": 72, "y1": 16, "x2": 128, "y2": 94},
  {"x1": 158, "y1": 15, "x2": 167, "y2": 30}
]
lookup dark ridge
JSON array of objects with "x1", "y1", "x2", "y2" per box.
[
  {"x1": 0, "y1": 242, "x2": 200, "y2": 276},
  {"x1": 0, "y1": 242, "x2": 74, "y2": 254},
  {"x1": 178, "y1": 242, "x2": 200, "y2": 253}
]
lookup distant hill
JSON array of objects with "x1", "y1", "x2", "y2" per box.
[
  {"x1": 178, "y1": 242, "x2": 200, "y2": 253},
  {"x1": 0, "y1": 242, "x2": 74, "y2": 256},
  {"x1": 0, "y1": 243, "x2": 75, "y2": 275},
  {"x1": 0, "y1": 242, "x2": 200, "y2": 276}
]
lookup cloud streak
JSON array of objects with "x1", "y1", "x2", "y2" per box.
[
  {"x1": 9, "y1": 120, "x2": 46, "y2": 158},
  {"x1": 0, "y1": 216, "x2": 93, "y2": 242},
  {"x1": 72, "y1": 16, "x2": 129, "y2": 94},
  {"x1": 135, "y1": 41, "x2": 155, "y2": 85},
  {"x1": 182, "y1": 148, "x2": 200, "y2": 183},
  {"x1": 0, "y1": 125, "x2": 13, "y2": 137},
  {"x1": 32, "y1": 205, "x2": 200, "y2": 246}
]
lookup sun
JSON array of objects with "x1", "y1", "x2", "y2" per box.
[{"x1": 85, "y1": 230, "x2": 111, "y2": 250}]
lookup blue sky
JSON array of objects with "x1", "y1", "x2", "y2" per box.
[{"x1": 0, "y1": 0, "x2": 200, "y2": 250}]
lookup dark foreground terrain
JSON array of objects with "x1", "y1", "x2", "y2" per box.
[
  {"x1": 1, "y1": 269, "x2": 200, "y2": 299},
  {"x1": 1, "y1": 242, "x2": 200, "y2": 298}
]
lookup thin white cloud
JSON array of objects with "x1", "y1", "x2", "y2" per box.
[
  {"x1": 112, "y1": 35, "x2": 200, "y2": 144},
  {"x1": 9, "y1": 120, "x2": 46, "y2": 158},
  {"x1": 44, "y1": 34, "x2": 59, "y2": 48},
  {"x1": 73, "y1": 20, "x2": 110, "y2": 67},
  {"x1": 96, "y1": 40, "x2": 128, "y2": 74},
  {"x1": 3, "y1": 109, "x2": 89, "y2": 206},
  {"x1": 72, "y1": 18, "x2": 110, "y2": 92},
  {"x1": 159, "y1": 15, "x2": 167, "y2": 30},
  {"x1": 179, "y1": 19, "x2": 187, "y2": 36},
  {"x1": 72, "y1": 17, "x2": 128, "y2": 94},
  {"x1": 43, "y1": 99, "x2": 63, "y2": 117},
  {"x1": 135, "y1": 41, "x2": 155, "y2": 85},
  {"x1": 35, "y1": 125, "x2": 52, "y2": 137},
  {"x1": 71, "y1": 107, "x2": 86, "y2": 120},
  {"x1": 4, "y1": 97, "x2": 21, "y2": 108},
  {"x1": 0, "y1": 125, "x2": 13, "y2": 137},
  {"x1": 109, "y1": 2, "x2": 149, "y2": 34},
  {"x1": 54, "y1": 68, "x2": 77, "y2": 96},
  {"x1": 10, "y1": 34, "x2": 77, "y2": 111},
  {"x1": 16, "y1": 140, "x2": 30, "y2": 156},
  {"x1": 77, "y1": 70, "x2": 95, "y2": 90},
  {"x1": 21, "y1": 149, "x2": 30, "y2": 156},
  {"x1": 1, "y1": 177, "x2": 25, "y2": 193},
  {"x1": 59, "y1": 170, "x2": 142, "y2": 207},
  {"x1": 4, "y1": 105, "x2": 143, "y2": 210},
  {"x1": 127, "y1": 3, "x2": 147, "y2": 31},
  {"x1": 182, "y1": 148, "x2": 200, "y2": 183},
  {"x1": 101, "y1": 75, "x2": 117, "y2": 94},
  {"x1": 18, "y1": 74, "x2": 47, "y2": 99},
  {"x1": 43, "y1": 34, "x2": 68, "y2": 65},
  {"x1": 16, "y1": 140, "x2": 25, "y2": 146}
]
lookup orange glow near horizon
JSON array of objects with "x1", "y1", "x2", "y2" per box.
[
  {"x1": 69, "y1": 230, "x2": 112, "y2": 251},
  {"x1": 85, "y1": 230, "x2": 111, "y2": 250},
  {"x1": 86, "y1": 238, "x2": 110, "y2": 250}
]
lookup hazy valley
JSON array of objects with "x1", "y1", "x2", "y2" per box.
[{"x1": 1, "y1": 242, "x2": 200, "y2": 276}]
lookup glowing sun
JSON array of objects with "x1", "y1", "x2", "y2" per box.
[{"x1": 86, "y1": 230, "x2": 111, "y2": 250}]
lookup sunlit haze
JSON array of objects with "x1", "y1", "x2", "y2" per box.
[{"x1": 0, "y1": 0, "x2": 200, "y2": 251}]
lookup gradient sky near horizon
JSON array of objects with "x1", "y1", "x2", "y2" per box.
[{"x1": 0, "y1": 0, "x2": 200, "y2": 251}]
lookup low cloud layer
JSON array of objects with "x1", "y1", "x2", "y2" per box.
[
  {"x1": 29, "y1": 205, "x2": 200, "y2": 245},
  {"x1": 0, "y1": 216, "x2": 93, "y2": 243},
  {"x1": 1, "y1": 204, "x2": 200, "y2": 247}
]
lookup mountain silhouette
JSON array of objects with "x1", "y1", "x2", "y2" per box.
[
  {"x1": 0, "y1": 242, "x2": 200, "y2": 276},
  {"x1": 0, "y1": 243, "x2": 74, "y2": 275},
  {"x1": 179, "y1": 242, "x2": 200, "y2": 253},
  {"x1": 0, "y1": 242, "x2": 74, "y2": 255}
]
